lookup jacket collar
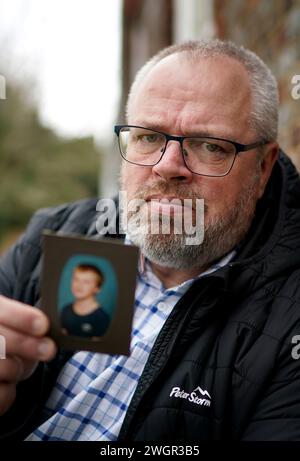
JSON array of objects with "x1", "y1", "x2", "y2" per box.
[{"x1": 226, "y1": 151, "x2": 300, "y2": 296}]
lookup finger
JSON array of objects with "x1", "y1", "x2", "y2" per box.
[
  {"x1": 19, "y1": 358, "x2": 39, "y2": 381},
  {"x1": 0, "y1": 356, "x2": 24, "y2": 382},
  {"x1": 0, "y1": 295, "x2": 49, "y2": 337},
  {"x1": 0, "y1": 325, "x2": 57, "y2": 361}
]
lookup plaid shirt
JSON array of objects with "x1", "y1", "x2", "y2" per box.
[{"x1": 26, "y1": 244, "x2": 235, "y2": 441}]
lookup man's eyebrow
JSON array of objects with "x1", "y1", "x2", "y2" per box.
[{"x1": 132, "y1": 122, "x2": 166, "y2": 131}]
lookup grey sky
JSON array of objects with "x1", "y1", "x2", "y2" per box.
[{"x1": 0, "y1": 0, "x2": 121, "y2": 140}]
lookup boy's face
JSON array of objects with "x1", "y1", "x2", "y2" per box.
[{"x1": 71, "y1": 269, "x2": 100, "y2": 300}]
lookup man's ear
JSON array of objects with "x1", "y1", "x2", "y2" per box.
[{"x1": 258, "y1": 142, "x2": 279, "y2": 198}]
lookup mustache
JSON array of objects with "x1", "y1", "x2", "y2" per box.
[{"x1": 128, "y1": 181, "x2": 208, "y2": 210}]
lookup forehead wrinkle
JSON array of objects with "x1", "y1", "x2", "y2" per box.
[
  {"x1": 129, "y1": 55, "x2": 253, "y2": 141},
  {"x1": 131, "y1": 112, "x2": 244, "y2": 140},
  {"x1": 131, "y1": 89, "x2": 251, "y2": 138}
]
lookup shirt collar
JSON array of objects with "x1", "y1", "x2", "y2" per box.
[{"x1": 124, "y1": 234, "x2": 236, "y2": 292}]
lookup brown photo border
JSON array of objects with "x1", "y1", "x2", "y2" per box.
[{"x1": 41, "y1": 231, "x2": 139, "y2": 356}]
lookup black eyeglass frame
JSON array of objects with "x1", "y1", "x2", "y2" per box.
[{"x1": 114, "y1": 124, "x2": 267, "y2": 177}]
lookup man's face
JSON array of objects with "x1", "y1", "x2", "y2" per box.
[
  {"x1": 120, "y1": 54, "x2": 276, "y2": 269},
  {"x1": 71, "y1": 269, "x2": 100, "y2": 301}
]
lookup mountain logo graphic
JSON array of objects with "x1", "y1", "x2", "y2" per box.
[
  {"x1": 169, "y1": 385, "x2": 211, "y2": 407},
  {"x1": 193, "y1": 386, "x2": 211, "y2": 399}
]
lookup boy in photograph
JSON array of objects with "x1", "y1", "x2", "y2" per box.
[{"x1": 61, "y1": 264, "x2": 110, "y2": 338}]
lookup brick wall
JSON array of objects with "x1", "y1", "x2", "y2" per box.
[
  {"x1": 120, "y1": 0, "x2": 173, "y2": 122},
  {"x1": 215, "y1": 0, "x2": 300, "y2": 168}
]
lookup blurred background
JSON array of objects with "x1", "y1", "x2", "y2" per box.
[{"x1": 0, "y1": 0, "x2": 299, "y2": 253}]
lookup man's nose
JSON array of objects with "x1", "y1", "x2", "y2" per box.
[{"x1": 152, "y1": 140, "x2": 193, "y2": 181}]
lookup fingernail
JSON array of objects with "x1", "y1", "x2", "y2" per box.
[
  {"x1": 32, "y1": 317, "x2": 46, "y2": 335},
  {"x1": 37, "y1": 339, "x2": 51, "y2": 358}
]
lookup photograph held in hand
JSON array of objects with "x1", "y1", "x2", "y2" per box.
[{"x1": 41, "y1": 231, "x2": 139, "y2": 356}]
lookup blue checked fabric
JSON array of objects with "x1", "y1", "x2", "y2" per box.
[{"x1": 26, "y1": 245, "x2": 235, "y2": 441}]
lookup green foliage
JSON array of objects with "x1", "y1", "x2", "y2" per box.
[{"x1": 0, "y1": 82, "x2": 101, "y2": 247}]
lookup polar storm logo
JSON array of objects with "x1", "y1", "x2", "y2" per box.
[{"x1": 169, "y1": 385, "x2": 211, "y2": 407}]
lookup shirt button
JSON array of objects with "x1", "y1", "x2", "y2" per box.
[{"x1": 157, "y1": 302, "x2": 167, "y2": 310}]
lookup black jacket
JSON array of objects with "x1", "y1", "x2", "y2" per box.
[{"x1": 1, "y1": 152, "x2": 300, "y2": 441}]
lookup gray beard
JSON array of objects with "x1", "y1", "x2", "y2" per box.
[{"x1": 121, "y1": 173, "x2": 260, "y2": 271}]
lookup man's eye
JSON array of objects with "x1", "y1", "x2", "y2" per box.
[
  {"x1": 204, "y1": 143, "x2": 223, "y2": 152},
  {"x1": 140, "y1": 134, "x2": 159, "y2": 143}
]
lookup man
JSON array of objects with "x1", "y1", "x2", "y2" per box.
[{"x1": 1, "y1": 39, "x2": 300, "y2": 441}]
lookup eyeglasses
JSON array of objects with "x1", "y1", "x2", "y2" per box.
[{"x1": 114, "y1": 125, "x2": 267, "y2": 177}]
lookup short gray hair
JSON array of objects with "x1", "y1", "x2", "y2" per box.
[{"x1": 126, "y1": 39, "x2": 279, "y2": 142}]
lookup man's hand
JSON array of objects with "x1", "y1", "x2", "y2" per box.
[{"x1": 0, "y1": 295, "x2": 57, "y2": 416}]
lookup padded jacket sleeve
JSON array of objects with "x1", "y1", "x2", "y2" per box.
[
  {"x1": 241, "y1": 310, "x2": 300, "y2": 441},
  {"x1": 0, "y1": 236, "x2": 24, "y2": 298}
]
